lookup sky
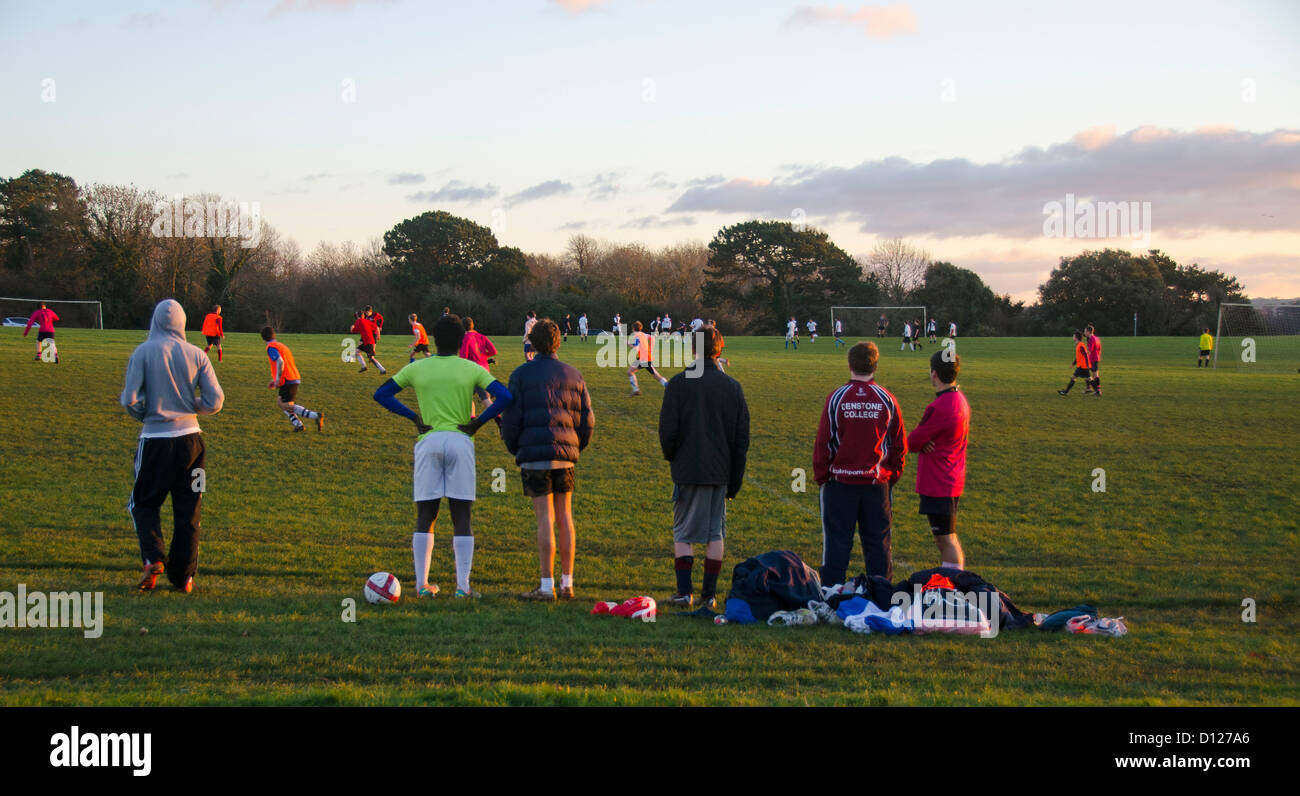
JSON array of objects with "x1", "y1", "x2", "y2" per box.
[{"x1": 2, "y1": 0, "x2": 1298, "y2": 301}]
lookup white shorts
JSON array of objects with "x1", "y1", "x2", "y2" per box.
[{"x1": 413, "y1": 431, "x2": 476, "y2": 502}]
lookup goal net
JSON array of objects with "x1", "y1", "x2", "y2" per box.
[
  {"x1": 1214, "y1": 302, "x2": 1300, "y2": 371},
  {"x1": 829, "y1": 306, "x2": 929, "y2": 341},
  {"x1": 0, "y1": 297, "x2": 103, "y2": 329}
]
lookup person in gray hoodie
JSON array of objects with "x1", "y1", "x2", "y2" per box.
[{"x1": 120, "y1": 299, "x2": 225, "y2": 592}]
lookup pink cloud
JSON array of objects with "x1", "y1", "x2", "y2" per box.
[
  {"x1": 550, "y1": 0, "x2": 608, "y2": 14},
  {"x1": 785, "y1": 4, "x2": 918, "y2": 39}
]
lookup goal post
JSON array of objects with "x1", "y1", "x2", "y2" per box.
[
  {"x1": 1214, "y1": 301, "x2": 1300, "y2": 371},
  {"x1": 830, "y1": 306, "x2": 927, "y2": 339},
  {"x1": 0, "y1": 297, "x2": 103, "y2": 329}
]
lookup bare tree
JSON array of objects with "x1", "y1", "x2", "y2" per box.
[
  {"x1": 565, "y1": 233, "x2": 600, "y2": 273},
  {"x1": 866, "y1": 238, "x2": 930, "y2": 304}
]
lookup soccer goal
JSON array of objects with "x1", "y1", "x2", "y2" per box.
[
  {"x1": 1214, "y1": 302, "x2": 1300, "y2": 371},
  {"x1": 830, "y1": 306, "x2": 928, "y2": 341},
  {"x1": 0, "y1": 297, "x2": 103, "y2": 329}
]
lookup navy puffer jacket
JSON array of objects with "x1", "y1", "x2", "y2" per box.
[{"x1": 501, "y1": 354, "x2": 594, "y2": 465}]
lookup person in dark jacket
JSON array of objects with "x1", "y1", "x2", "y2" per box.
[
  {"x1": 501, "y1": 319, "x2": 595, "y2": 601},
  {"x1": 658, "y1": 326, "x2": 750, "y2": 609}
]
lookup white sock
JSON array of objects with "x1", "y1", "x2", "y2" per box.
[
  {"x1": 658, "y1": 377, "x2": 668, "y2": 386},
  {"x1": 292, "y1": 405, "x2": 318, "y2": 419},
  {"x1": 540, "y1": 577, "x2": 554, "y2": 594},
  {"x1": 453, "y1": 536, "x2": 474, "y2": 592},
  {"x1": 941, "y1": 561, "x2": 961, "y2": 570},
  {"x1": 560, "y1": 573, "x2": 573, "y2": 589},
  {"x1": 629, "y1": 373, "x2": 639, "y2": 390},
  {"x1": 412, "y1": 532, "x2": 433, "y2": 589}
]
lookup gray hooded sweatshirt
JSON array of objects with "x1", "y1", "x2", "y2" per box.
[{"x1": 121, "y1": 299, "x2": 224, "y2": 437}]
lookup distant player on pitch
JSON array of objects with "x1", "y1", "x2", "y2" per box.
[
  {"x1": 833, "y1": 317, "x2": 845, "y2": 348},
  {"x1": 202, "y1": 305, "x2": 224, "y2": 362},
  {"x1": 1197, "y1": 327, "x2": 1214, "y2": 367},
  {"x1": 806, "y1": 318, "x2": 818, "y2": 342},
  {"x1": 408, "y1": 313, "x2": 430, "y2": 361},
  {"x1": 373, "y1": 314, "x2": 513, "y2": 599},
  {"x1": 350, "y1": 311, "x2": 387, "y2": 374},
  {"x1": 262, "y1": 327, "x2": 324, "y2": 432},
  {"x1": 1058, "y1": 331, "x2": 1091, "y2": 396},
  {"x1": 907, "y1": 350, "x2": 970, "y2": 570},
  {"x1": 785, "y1": 317, "x2": 799, "y2": 350},
  {"x1": 627, "y1": 320, "x2": 668, "y2": 395},
  {"x1": 23, "y1": 302, "x2": 60, "y2": 362}
]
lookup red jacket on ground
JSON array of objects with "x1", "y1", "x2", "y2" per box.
[
  {"x1": 813, "y1": 377, "x2": 906, "y2": 486},
  {"x1": 906, "y1": 386, "x2": 970, "y2": 498}
]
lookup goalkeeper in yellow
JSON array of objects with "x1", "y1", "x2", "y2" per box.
[{"x1": 1197, "y1": 328, "x2": 1213, "y2": 368}]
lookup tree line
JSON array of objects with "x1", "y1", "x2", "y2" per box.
[{"x1": 0, "y1": 168, "x2": 1246, "y2": 337}]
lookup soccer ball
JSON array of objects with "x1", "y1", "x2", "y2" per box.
[{"x1": 363, "y1": 572, "x2": 401, "y2": 604}]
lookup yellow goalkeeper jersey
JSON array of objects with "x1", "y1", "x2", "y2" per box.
[{"x1": 1199, "y1": 333, "x2": 1213, "y2": 350}]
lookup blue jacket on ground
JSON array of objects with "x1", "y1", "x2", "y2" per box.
[{"x1": 501, "y1": 353, "x2": 594, "y2": 465}]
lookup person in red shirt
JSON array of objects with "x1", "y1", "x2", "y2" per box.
[
  {"x1": 1058, "y1": 331, "x2": 1091, "y2": 396},
  {"x1": 1084, "y1": 323, "x2": 1102, "y2": 396},
  {"x1": 350, "y1": 311, "x2": 387, "y2": 375},
  {"x1": 262, "y1": 326, "x2": 323, "y2": 432},
  {"x1": 813, "y1": 341, "x2": 906, "y2": 583},
  {"x1": 459, "y1": 316, "x2": 499, "y2": 409},
  {"x1": 907, "y1": 350, "x2": 971, "y2": 569},
  {"x1": 23, "y1": 303, "x2": 60, "y2": 362},
  {"x1": 201, "y1": 305, "x2": 224, "y2": 362},
  {"x1": 365, "y1": 305, "x2": 384, "y2": 341},
  {"x1": 408, "y1": 313, "x2": 430, "y2": 361}
]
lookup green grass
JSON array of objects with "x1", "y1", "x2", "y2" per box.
[{"x1": 0, "y1": 327, "x2": 1296, "y2": 705}]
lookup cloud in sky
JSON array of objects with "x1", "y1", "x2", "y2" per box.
[
  {"x1": 784, "y1": 4, "x2": 918, "y2": 39},
  {"x1": 549, "y1": 0, "x2": 608, "y2": 14},
  {"x1": 506, "y1": 180, "x2": 574, "y2": 205},
  {"x1": 387, "y1": 172, "x2": 425, "y2": 185},
  {"x1": 555, "y1": 220, "x2": 589, "y2": 231},
  {"x1": 621, "y1": 214, "x2": 697, "y2": 229},
  {"x1": 588, "y1": 172, "x2": 621, "y2": 201},
  {"x1": 407, "y1": 180, "x2": 499, "y2": 203},
  {"x1": 667, "y1": 127, "x2": 1300, "y2": 240}
]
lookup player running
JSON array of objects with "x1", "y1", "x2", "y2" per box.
[
  {"x1": 350, "y1": 311, "x2": 387, "y2": 374},
  {"x1": 1058, "y1": 331, "x2": 1092, "y2": 396},
  {"x1": 627, "y1": 321, "x2": 668, "y2": 395},
  {"x1": 202, "y1": 305, "x2": 224, "y2": 362},
  {"x1": 408, "y1": 313, "x2": 430, "y2": 361},
  {"x1": 1197, "y1": 327, "x2": 1214, "y2": 367},
  {"x1": 365, "y1": 306, "x2": 384, "y2": 341},
  {"x1": 806, "y1": 318, "x2": 818, "y2": 342},
  {"x1": 22, "y1": 302, "x2": 60, "y2": 362},
  {"x1": 262, "y1": 327, "x2": 323, "y2": 432},
  {"x1": 785, "y1": 317, "x2": 799, "y2": 350},
  {"x1": 372, "y1": 314, "x2": 513, "y2": 599},
  {"x1": 523, "y1": 311, "x2": 537, "y2": 361},
  {"x1": 833, "y1": 318, "x2": 845, "y2": 348}
]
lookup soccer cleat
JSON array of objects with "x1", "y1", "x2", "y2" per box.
[
  {"x1": 358, "y1": 366, "x2": 368, "y2": 373},
  {"x1": 518, "y1": 587, "x2": 556, "y2": 602},
  {"x1": 1057, "y1": 390, "x2": 1069, "y2": 396},
  {"x1": 630, "y1": 390, "x2": 640, "y2": 396},
  {"x1": 138, "y1": 560, "x2": 165, "y2": 591},
  {"x1": 697, "y1": 595, "x2": 717, "y2": 610},
  {"x1": 173, "y1": 577, "x2": 194, "y2": 594},
  {"x1": 667, "y1": 592, "x2": 694, "y2": 609},
  {"x1": 557, "y1": 585, "x2": 575, "y2": 601},
  {"x1": 292, "y1": 424, "x2": 305, "y2": 432},
  {"x1": 454, "y1": 588, "x2": 482, "y2": 599},
  {"x1": 417, "y1": 584, "x2": 440, "y2": 598},
  {"x1": 316, "y1": 412, "x2": 325, "y2": 432}
]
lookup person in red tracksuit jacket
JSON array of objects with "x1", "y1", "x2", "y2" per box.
[
  {"x1": 813, "y1": 341, "x2": 907, "y2": 584},
  {"x1": 907, "y1": 350, "x2": 971, "y2": 570}
]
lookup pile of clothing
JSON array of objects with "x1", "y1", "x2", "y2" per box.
[{"x1": 721, "y1": 550, "x2": 1127, "y2": 637}]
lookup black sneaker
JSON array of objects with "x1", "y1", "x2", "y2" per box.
[
  {"x1": 1057, "y1": 390, "x2": 1068, "y2": 396},
  {"x1": 698, "y1": 595, "x2": 717, "y2": 610}
]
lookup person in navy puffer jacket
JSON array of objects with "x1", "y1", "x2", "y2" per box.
[{"x1": 501, "y1": 319, "x2": 595, "y2": 602}]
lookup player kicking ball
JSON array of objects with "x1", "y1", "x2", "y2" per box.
[
  {"x1": 350, "y1": 311, "x2": 387, "y2": 375},
  {"x1": 262, "y1": 327, "x2": 323, "y2": 432},
  {"x1": 373, "y1": 314, "x2": 513, "y2": 599}
]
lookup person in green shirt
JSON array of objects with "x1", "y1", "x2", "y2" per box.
[
  {"x1": 373, "y1": 314, "x2": 512, "y2": 599},
  {"x1": 1198, "y1": 328, "x2": 1214, "y2": 367}
]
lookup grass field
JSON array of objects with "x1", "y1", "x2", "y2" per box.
[{"x1": 0, "y1": 326, "x2": 1297, "y2": 706}]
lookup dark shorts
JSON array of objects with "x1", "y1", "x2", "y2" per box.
[
  {"x1": 358, "y1": 342, "x2": 376, "y2": 356},
  {"x1": 205, "y1": 335, "x2": 221, "y2": 346},
  {"x1": 37, "y1": 331, "x2": 54, "y2": 341},
  {"x1": 277, "y1": 383, "x2": 299, "y2": 403},
  {"x1": 918, "y1": 494, "x2": 960, "y2": 515},
  {"x1": 1199, "y1": 349, "x2": 1211, "y2": 357},
  {"x1": 1073, "y1": 366, "x2": 1091, "y2": 378},
  {"x1": 521, "y1": 467, "x2": 575, "y2": 497},
  {"x1": 413, "y1": 343, "x2": 429, "y2": 353}
]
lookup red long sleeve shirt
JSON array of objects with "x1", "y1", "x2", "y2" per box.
[
  {"x1": 350, "y1": 317, "x2": 377, "y2": 345},
  {"x1": 813, "y1": 378, "x2": 907, "y2": 486},
  {"x1": 906, "y1": 386, "x2": 970, "y2": 498}
]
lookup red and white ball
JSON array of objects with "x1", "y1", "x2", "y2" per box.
[{"x1": 364, "y1": 572, "x2": 401, "y2": 604}]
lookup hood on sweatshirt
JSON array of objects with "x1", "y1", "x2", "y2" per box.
[{"x1": 150, "y1": 298, "x2": 188, "y2": 340}]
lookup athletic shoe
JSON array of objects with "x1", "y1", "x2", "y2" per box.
[
  {"x1": 358, "y1": 366, "x2": 368, "y2": 373},
  {"x1": 697, "y1": 595, "x2": 717, "y2": 610},
  {"x1": 667, "y1": 592, "x2": 694, "y2": 609},
  {"x1": 417, "y1": 584, "x2": 440, "y2": 598},
  {"x1": 316, "y1": 412, "x2": 325, "y2": 432},
  {"x1": 518, "y1": 587, "x2": 556, "y2": 602},
  {"x1": 767, "y1": 608, "x2": 817, "y2": 626},
  {"x1": 1057, "y1": 390, "x2": 1069, "y2": 396},
  {"x1": 173, "y1": 577, "x2": 194, "y2": 594},
  {"x1": 292, "y1": 424, "x2": 305, "y2": 432},
  {"x1": 557, "y1": 585, "x2": 575, "y2": 601},
  {"x1": 630, "y1": 390, "x2": 641, "y2": 396},
  {"x1": 454, "y1": 588, "x2": 482, "y2": 599},
  {"x1": 138, "y1": 560, "x2": 165, "y2": 591}
]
